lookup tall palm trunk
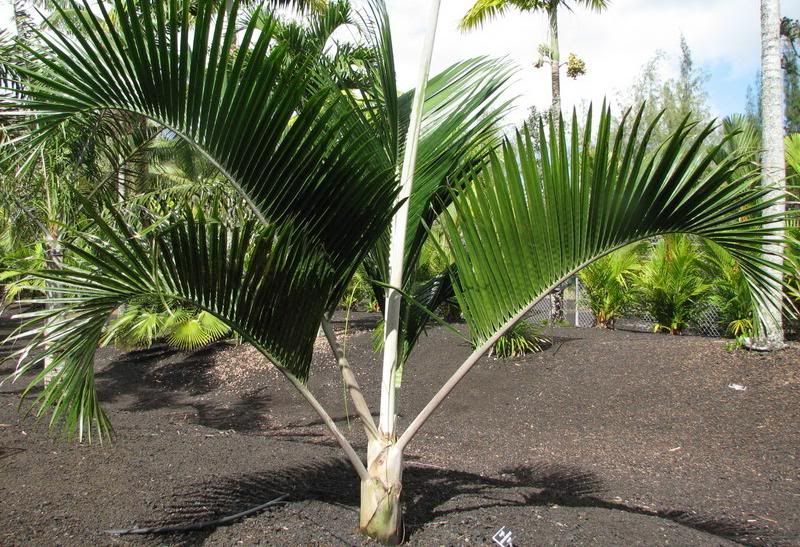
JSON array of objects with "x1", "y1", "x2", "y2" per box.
[
  {"x1": 756, "y1": 0, "x2": 785, "y2": 350},
  {"x1": 548, "y1": 5, "x2": 561, "y2": 117},
  {"x1": 547, "y1": 5, "x2": 566, "y2": 324},
  {"x1": 42, "y1": 228, "x2": 62, "y2": 386},
  {"x1": 369, "y1": 1, "x2": 441, "y2": 542}
]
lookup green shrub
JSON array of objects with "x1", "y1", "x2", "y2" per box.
[
  {"x1": 101, "y1": 298, "x2": 230, "y2": 350},
  {"x1": 578, "y1": 243, "x2": 644, "y2": 328},
  {"x1": 489, "y1": 320, "x2": 547, "y2": 359},
  {"x1": 700, "y1": 241, "x2": 755, "y2": 341},
  {"x1": 636, "y1": 235, "x2": 709, "y2": 335},
  {"x1": 339, "y1": 267, "x2": 379, "y2": 312}
]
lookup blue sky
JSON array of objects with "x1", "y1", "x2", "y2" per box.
[{"x1": 387, "y1": 0, "x2": 800, "y2": 123}]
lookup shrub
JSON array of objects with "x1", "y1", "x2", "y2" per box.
[
  {"x1": 490, "y1": 320, "x2": 547, "y2": 358},
  {"x1": 101, "y1": 298, "x2": 230, "y2": 350},
  {"x1": 700, "y1": 241, "x2": 755, "y2": 341},
  {"x1": 636, "y1": 235, "x2": 709, "y2": 335},
  {"x1": 578, "y1": 243, "x2": 644, "y2": 328}
]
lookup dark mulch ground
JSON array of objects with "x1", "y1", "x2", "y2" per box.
[{"x1": 1, "y1": 309, "x2": 799, "y2": 546}]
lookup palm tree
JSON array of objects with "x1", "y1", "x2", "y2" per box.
[
  {"x1": 1, "y1": 0, "x2": 794, "y2": 543},
  {"x1": 756, "y1": 0, "x2": 786, "y2": 350},
  {"x1": 459, "y1": 0, "x2": 609, "y2": 116}
]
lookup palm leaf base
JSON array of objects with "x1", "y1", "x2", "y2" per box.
[{"x1": 360, "y1": 441, "x2": 404, "y2": 544}]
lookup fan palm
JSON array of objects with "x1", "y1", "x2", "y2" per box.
[{"x1": 1, "y1": 0, "x2": 796, "y2": 544}]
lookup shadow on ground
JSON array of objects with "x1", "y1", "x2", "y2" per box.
[
  {"x1": 126, "y1": 459, "x2": 771, "y2": 546},
  {"x1": 94, "y1": 344, "x2": 272, "y2": 432}
]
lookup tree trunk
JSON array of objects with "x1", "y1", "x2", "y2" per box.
[
  {"x1": 359, "y1": 439, "x2": 404, "y2": 544},
  {"x1": 549, "y1": 285, "x2": 565, "y2": 324},
  {"x1": 43, "y1": 228, "x2": 63, "y2": 386},
  {"x1": 545, "y1": 6, "x2": 565, "y2": 324},
  {"x1": 548, "y1": 6, "x2": 561, "y2": 117},
  {"x1": 755, "y1": 0, "x2": 785, "y2": 350}
]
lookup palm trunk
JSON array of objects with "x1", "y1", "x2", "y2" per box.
[
  {"x1": 548, "y1": 6, "x2": 561, "y2": 118},
  {"x1": 370, "y1": 1, "x2": 441, "y2": 542},
  {"x1": 755, "y1": 0, "x2": 785, "y2": 350},
  {"x1": 359, "y1": 439, "x2": 404, "y2": 543},
  {"x1": 43, "y1": 227, "x2": 63, "y2": 386},
  {"x1": 546, "y1": 5, "x2": 566, "y2": 324}
]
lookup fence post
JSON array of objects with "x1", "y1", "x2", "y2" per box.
[{"x1": 574, "y1": 276, "x2": 580, "y2": 328}]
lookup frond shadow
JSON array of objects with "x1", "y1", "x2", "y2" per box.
[
  {"x1": 124, "y1": 459, "x2": 774, "y2": 546},
  {"x1": 96, "y1": 344, "x2": 225, "y2": 411}
]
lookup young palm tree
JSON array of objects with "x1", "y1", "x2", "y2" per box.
[
  {"x1": 1, "y1": 0, "x2": 795, "y2": 543},
  {"x1": 757, "y1": 0, "x2": 786, "y2": 350},
  {"x1": 459, "y1": 0, "x2": 609, "y2": 116},
  {"x1": 578, "y1": 242, "x2": 644, "y2": 328}
]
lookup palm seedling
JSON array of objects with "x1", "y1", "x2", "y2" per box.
[
  {"x1": 1, "y1": 0, "x2": 796, "y2": 543},
  {"x1": 489, "y1": 320, "x2": 546, "y2": 358},
  {"x1": 700, "y1": 240, "x2": 756, "y2": 342}
]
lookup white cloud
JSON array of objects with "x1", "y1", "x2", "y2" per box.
[{"x1": 386, "y1": 0, "x2": 800, "y2": 123}]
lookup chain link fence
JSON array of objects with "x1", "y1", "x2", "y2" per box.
[{"x1": 527, "y1": 278, "x2": 724, "y2": 337}]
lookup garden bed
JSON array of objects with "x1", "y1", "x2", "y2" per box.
[{"x1": 1, "y1": 313, "x2": 799, "y2": 545}]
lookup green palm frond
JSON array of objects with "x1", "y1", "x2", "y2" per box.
[
  {"x1": 786, "y1": 133, "x2": 800, "y2": 185},
  {"x1": 4, "y1": 0, "x2": 398, "y2": 307},
  {"x1": 719, "y1": 114, "x2": 761, "y2": 183},
  {"x1": 459, "y1": 0, "x2": 540, "y2": 31},
  {"x1": 443, "y1": 104, "x2": 795, "y2": 348},
  {"x1": 6, "y1": 201, "x2": 355, "y2": 440},
  {"x1": 163, "y1": 309, "x2": 231, "y2": 350},
  {"x1": 459, "y1": 0, "x2": 608, "y2": 31}
]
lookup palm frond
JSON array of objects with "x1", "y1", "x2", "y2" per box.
[
  {"x1": 443, "y1": 104, "x2": 796, "y2": 347},
  {"x1": 459, "y1": 0, "x2": 523, "y2": 31},
  {"x1": 4, "y1": 0, "x2": 398, "y2": 308},
  {"x1": 5, "y1": 199, "x2": 361, "y2": 440}
]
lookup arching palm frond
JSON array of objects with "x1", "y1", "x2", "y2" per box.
[
  {"x1": 8, "y1": 203, "x2": 350, "y2": 440},
  {"x1": 443, "y1": 104, "x2": 795, "y2": 347},
  {"x1": 4, "y1": 0, "x2": 397, "y2": 305},
  {"x1": 2, "y1": 0, "x2": 399, "y2": 441}
]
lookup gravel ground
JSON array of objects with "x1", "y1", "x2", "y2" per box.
[{"x1": 1, "y1": 311, "x2": 799, "y2": 546}]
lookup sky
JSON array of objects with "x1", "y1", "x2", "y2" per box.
[
  {"x1": 386, "y1": 0, "x2": 800, "y2": 124},
  {"x1": 2, "y1": 0, "x2": 799, "y2": 125}
]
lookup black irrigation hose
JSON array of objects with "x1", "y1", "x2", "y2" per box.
[{"x1": 105, "y1": 493, "x2": 290, "y2": 536}]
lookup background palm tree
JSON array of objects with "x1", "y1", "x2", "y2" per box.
[
  {"x1": 460, "y1": 0, "x2": 609, "y2": 325},
  {"x1": 459, "y1": 0, "x2": 609, "y2": 116},
  {"x1": 757, "y1": 0, "x2": 786, "y2": 349}
]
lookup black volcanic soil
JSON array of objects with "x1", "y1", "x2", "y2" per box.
[{"x1": 1, "y1": 309, "x2": 799, "y2": 546}]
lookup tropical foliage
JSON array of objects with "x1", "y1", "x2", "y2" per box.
[
  {"x1": 635, "y1": 235, "x2": 710, "y2": 335},
  {"x1": 0, "y1": 0, "x2": 797, "y2": 542},
  {"x1": 440, "y1": 106, "x2": 789, "y2": 352},
  {"x1": 578, "y1": 243, "x2": 644, "y2": 328},
  {"x1": 489, "y1": 320, "x2": 546, "y2": 358}
]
